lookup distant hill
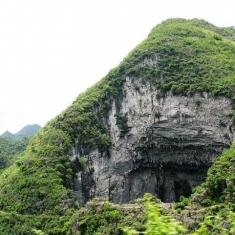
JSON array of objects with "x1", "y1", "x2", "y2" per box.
[
  {"x1": 1, "y1": 131, "x2": 13, "y2": 139},
  {"x1": 1, "y1": 124, "x2": 41, "y2": 139},
  {"x1": 0, "y1": 124, "x2": 41, "y2": 173}
]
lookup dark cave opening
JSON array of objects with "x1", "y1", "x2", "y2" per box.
[{"x1": 174, "y1": 179, "x2": 192, "y2": 201}]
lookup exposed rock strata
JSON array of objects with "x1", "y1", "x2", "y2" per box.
[{"x1": 72, "y1": 77, "x2": 234, "y2": 205}]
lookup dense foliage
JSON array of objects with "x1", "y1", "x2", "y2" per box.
[
  {"x1": 0, "y1": 199, "x2": 146, "y2": 235},
  {"x1": 0, "y1": 18, "x2": 235, "y2": 234},
  {"x1": 0, "y1": 136, "x2": 29, "y2": 173},
  {"x1": 0, "y1": 210, "x2": 70, "y2": 235},
  {"x1": 124, "y1": 194, "x2": 187, "y2": 235},
  {"x1": 122, "y1": 19, "x2": 235, "y2": 98}
]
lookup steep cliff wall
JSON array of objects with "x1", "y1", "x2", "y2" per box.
[{"x1": 72, "y1": 77, "x2": 234, "y2": 204}]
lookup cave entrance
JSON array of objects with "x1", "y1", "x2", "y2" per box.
[{"x1": 174, "y1": 179, "x2": 192, "y2": 201}]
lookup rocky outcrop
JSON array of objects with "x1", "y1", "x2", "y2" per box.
[{"x1": 72, "y1": 77, "x2": 234, "y2": 205}]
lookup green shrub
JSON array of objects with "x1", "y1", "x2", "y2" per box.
[
  {"x1": 116, "y1": 114, "x2": 129, "y2": 132},
  {"x1": 124, "y1": 194, "x2": 187, "y2": 235}
]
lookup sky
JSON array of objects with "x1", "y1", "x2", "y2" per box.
[{"x1": 0, "y1": 0, "x2": 234, "y2": 134}]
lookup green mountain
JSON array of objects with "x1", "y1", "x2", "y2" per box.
[
  {"x1": 0, "y1": 18, "x2": 235, "y2": 234},
  {"x1": 0, "y1": 136, "x2": 29, "y2": 173},
  {"x1": 1, "y1": 124, "x2": 41, "y2": 139},
  {"x1": 1, "y1": 130, "x2": 14, "y2": 139}
]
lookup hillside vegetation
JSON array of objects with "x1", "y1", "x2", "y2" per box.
[
  {"x1": 0, "y1": 137, "x2": 29, "y2": 173},
  {"x1": 0, "y1": 18, "x2": 235, "y2": 234}
]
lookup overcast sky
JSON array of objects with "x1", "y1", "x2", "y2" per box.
[{"x1": 0, "y1": 0, "x2": 234, "y2": 134}]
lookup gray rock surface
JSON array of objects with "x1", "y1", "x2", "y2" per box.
[{"x1": 72, "y1": 77, "x2": 234, "y2": 205}]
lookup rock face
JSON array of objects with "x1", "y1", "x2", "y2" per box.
[{"x1": 72, "y1": 77, "x2": 234, "y2": 205}]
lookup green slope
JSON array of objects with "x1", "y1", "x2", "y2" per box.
[
  {"x1": 124, "y1": 18, "x2": 235, "y2": 97},
  {"x1": 0, "y1": 18, "x2": 235, "y2": 234},
  {"x1": 0, "y1": 136, "x2": 29, "y2": 173}
]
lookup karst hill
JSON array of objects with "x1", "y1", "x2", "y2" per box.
[
  {"x1": 1, "y1": 124, "x2": 41, "y2": 140},
  {"x1": 1, "y1": 18, "x2": 235, "y2": 234}
]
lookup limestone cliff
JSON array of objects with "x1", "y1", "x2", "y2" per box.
[{"x1": 72, "y1": 76, "x2": 234, "y2": 205}]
